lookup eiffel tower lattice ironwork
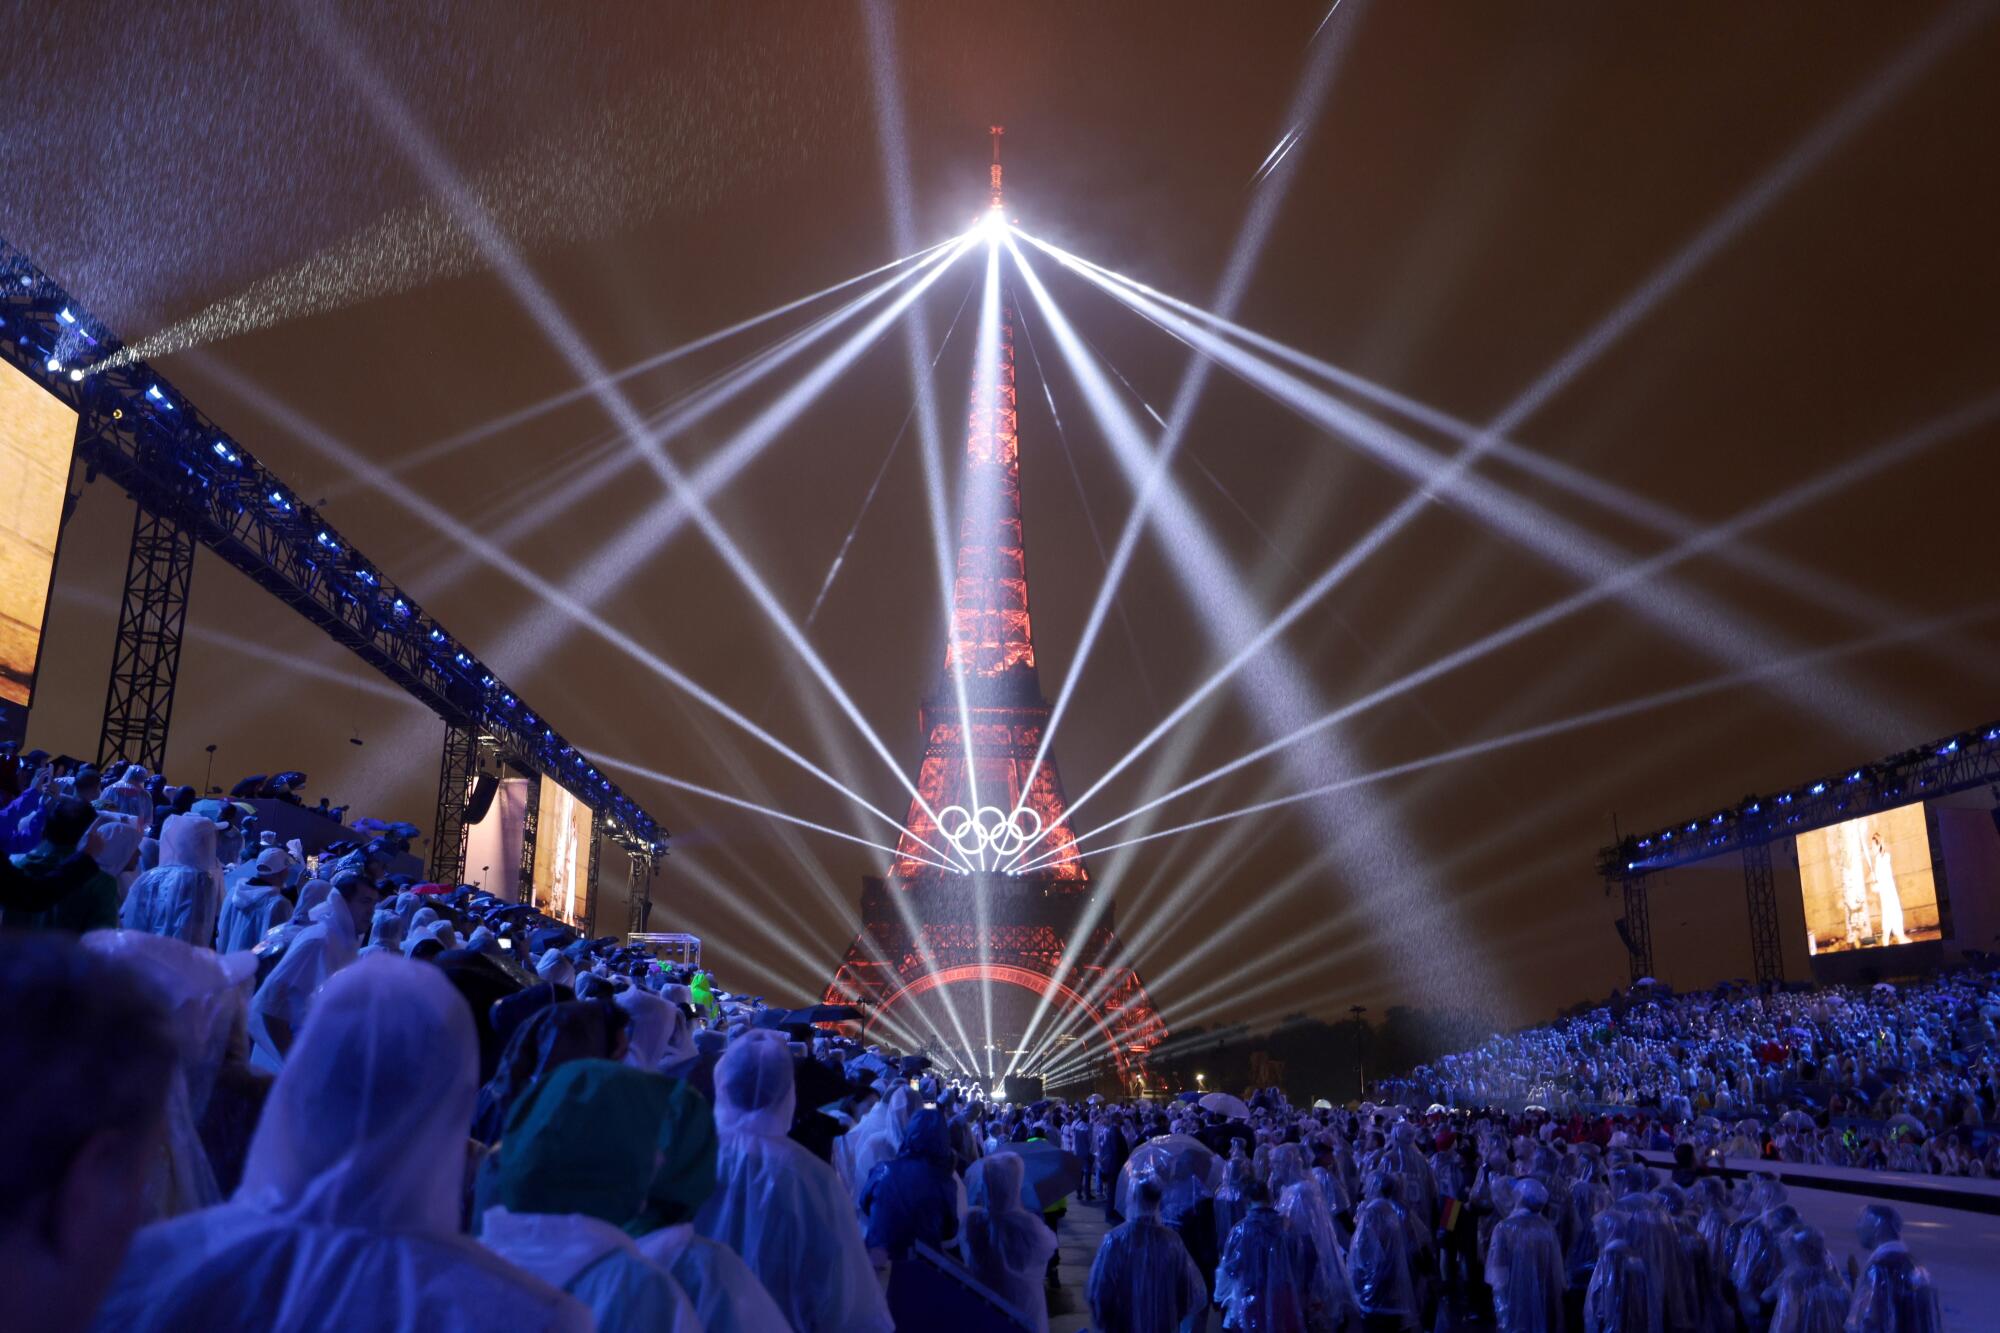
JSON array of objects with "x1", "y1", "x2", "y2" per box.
[{"x1": 825, "y1": 129, "x2": 1165, "y2": 1095}]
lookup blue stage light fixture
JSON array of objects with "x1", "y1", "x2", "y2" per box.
[
  {"x1": 1846, "y1": 769, "x2": 1863, "y2": 783},
  {"x1": 44, "y1": 357, "x2": 60, "y2": 373},
  {"x1": 1938, "y1": 739, "x2": 1960, "y2": 755},
  {"x1": 428, "y1": 628, "x2": 446, "y2": 644},
  {"x1": 67, "y1": 368, "x2": 83, "y2": 382},
  {"x1": 315, "y1": 531, "x2": 339, "y2": 552},
  {"x1": 57, "y1": 307, "x2": 75, "y2": 325},
  {"x1": 1809, "y1": 781, "x2": 1827, "y2": 795},
  {"x1": 268, "y1": 490, "x2": 293, "y2": 512},
  {"x1": 391, "y1": 597, "x2": 409, "y2": 616},
  {"x1": 211, "y1": 441, "x2": 240, "y2": 464}
]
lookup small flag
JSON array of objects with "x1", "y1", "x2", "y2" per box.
[{"x1": 1440, "y1": 1197, "x2": 1463, "y2": 1232}]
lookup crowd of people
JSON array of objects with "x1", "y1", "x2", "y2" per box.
[
  {"x1": 1377, "y1": 973, "x2": 2000, "y2": 1180},
  {"x1": 0, "y1": 739, "x2": 1966, "y2": 1331}
]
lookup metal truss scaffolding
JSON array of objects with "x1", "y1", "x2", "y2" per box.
[
  {"x1": 430, "y1": 722, "x2": 479, "y2": 882},
  {"x1": 1742, "y1": 841, "x2": 1783, "y2": 983},
  {"x1": 97, "y1": 505, "x2": 195, "y2": 772},
  {"x1": 0, "y1": 235, "x2": 666, "y2": 865}
]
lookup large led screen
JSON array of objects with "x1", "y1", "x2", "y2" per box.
[
  {"x1": 531, "y1": 775, "x2": 593, "y2": 928},
  {"x1": 1795, "y1": 803, "x2": 1942, "y2": 954},
  {"x1": 0, "y1": 358, "x2": 79, "y2": 707}
]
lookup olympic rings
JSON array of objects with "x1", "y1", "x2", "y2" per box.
[{"x1": 935, "y1": 803, "x2": 1046, "y2": 865}]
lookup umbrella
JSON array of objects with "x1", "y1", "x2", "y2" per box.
[
  {"x1": 1885, "y1": 1113, "x2": 1927, "y2": 1140},
  {"x1": 993, "y1": 1139, "x2": 1082, "y2": 1212},
  {"x1": 1198, "y1": 1092, "x2": 1250, "y2": 1121},
  {"x1": 787, "y1": 1004, "x2": 862, "y2": 1024},
  {"x1": 1145, "y1": 1134, "x2": 1221, "y2": 1188},
  {"x1": 1778, "y1": 1110, "x2": 1815, "y2": 1132},
  {"x1": 271, "y1": 770, "x2": 308, "y2": 787},
  {"x1": 1175, "y1": 1090, "x2": 1202, "y2": 1103},
  {"x1": 1312, "y1": 1098, "x2": 1333, "y2": 1110}
]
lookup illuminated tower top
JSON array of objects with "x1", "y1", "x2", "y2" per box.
[{"x1": 989, "y1": 124, "x2": 1005, "y2": 211}]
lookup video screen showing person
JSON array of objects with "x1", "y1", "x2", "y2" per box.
[
  {"x1": 0, "y1": 358, "x2": 80, "y2": 707},
  {"x1": 1795, "y1": 803, "x2": 1942, "y2": 954},
  {"x1": 531, "y1": 775, "x2": 593, "y2": 928}
]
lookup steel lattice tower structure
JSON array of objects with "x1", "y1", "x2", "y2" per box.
[{"x1": 826, "y1": 131, "x2": 1165, "y2": 1095}]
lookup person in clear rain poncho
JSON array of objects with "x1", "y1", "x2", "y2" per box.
[
  {"x1": 1212, "y1": 1152, "x2": 1255, "y2": 1254},
  {"x1": 477, "y1": 1059, "x2": 700, "y2": 1333},
  {"x1": 1087, "y1": 1176, "x2": 1209, "y2": 1333},
  {"x1": 94, "y1": 955, "x2": 591, "y2": 1332},
  {"x1": 1271, "y1": 1142, "x2": 1355, "y2": 1329},
  {"x1": 156, "y1": 812, "x2": 224, "y2": 946},
  {"x1": 629, "y1": 1072, "x2": 790, "y2": 1333},
  {"x1": 214, "y1": 847, "x2": 295, "y2": 954},
  {"x1": 1765, "y1": 1225, "x2": 1847, "y2": 1333},
  {"x1": 1485, "y1": 1176, "x2": 1564, "y2": 1333},
  {"x1": 861, "y1": 1107, "x2": 959, "y2": 1264},
  {"x1": 1730, "y1": 1200, "x2": 1800, "y2": 1332},
  {"x1": 1215, "y1": 1177, "x2": 1322, "y2": 1333},
  {"x1": 244, "y1": 885, "x2": 358, "y2": 1072},
  {"x1": 1846, "y1": 1206, "x2": 1941, "y2": 1333},
  {"x1": 965, "y1": 1150, "x2": 1059, "y2": 1333},
  {"x1": 693, "y1": 1030, "x2": 891, "y2": 1333},
  {"x1": 1349, "y1": 1171, "x2": 1418, "y2": 1331},
  {"x1": 1585, "y1": 1237, "x2": 1662, "y2": 1333}
]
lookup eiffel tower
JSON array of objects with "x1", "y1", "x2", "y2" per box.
[{"x1": 825, "y1": 130, "x2": 1166, "y2": 1095}]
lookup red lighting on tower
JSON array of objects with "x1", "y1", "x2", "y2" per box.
[{"x1": 827, "y1": 131, "x2": 1164, "y2": 1095}]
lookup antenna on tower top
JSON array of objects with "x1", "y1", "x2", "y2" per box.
[{"x1": 989, "y1": 125, "x2": 1005, "y2": 210}]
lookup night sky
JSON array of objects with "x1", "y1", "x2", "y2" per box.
[{"x1": 8, "y1": 2, "x2": 2000, "y2": 1040}]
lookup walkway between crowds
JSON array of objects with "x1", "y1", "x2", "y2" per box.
[{"x1": 1048, "y1": 1196, "x2": 1110, "y2": 1333}]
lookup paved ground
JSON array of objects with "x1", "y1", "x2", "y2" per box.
[{"x1": 1046, "y1": 1195, "x2": 1111, "y2": 1333}]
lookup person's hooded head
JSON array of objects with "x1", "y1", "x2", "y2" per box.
[
  {"x1": 485, "y1": 1060, "x2": 671, "y2": 1225},
  {"x1": 614, "y1": 988, "x2": 677, "y2": 1071},
  {"x1": 969, "y1": 1150, "x2": 1028, "y2": 1215},
  {"x1": 330, "y1": 869, "x2": 378, "y2": 928},
  {"x1": 402, "y1": 918, "x2": 456, "y2": 958},
  {"x1": 713, "y1": 1031, "x2": 795, "y2": 1138},
  {"x1": 1513, "y1": 1176, "x2": 1549, "y2": 1216},
  {"x1": 157, "y1": 812, "x2": 219, "y2": 878},
  {"x1": 1857, "y1": 1203, "x2": 1903, "y2": 1250},
  {"x1": 1783, "y1": 1224, "x2": 1829, "y2": 1273},
  {"x1": 535, "y1": 951, "x2": 576, "y2": 989},
  {"x1": 234, "y1": 955, "x2": 477, "y2": 1235},
  {"x1": 625, "y1": 1077, "x2": 718, "y2": 1236},
  {"x1": 898, "y1": 1108, "x2": 953, "y2": 1165},
  {"x1": 477, "y1": 999, "x2": 629, "y2": 1142},
  {"x1": 252, "y1": 847, "x2": 290, "y2": 884},
  {"x1": 91, "y1": 816, "x2": 144, "y2": 886},
  {"x1": 364, "y1": 908, "x2": 405, "y2": 953}
]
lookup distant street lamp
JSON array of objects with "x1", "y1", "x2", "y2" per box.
[{"x1": 1195, "y1": 1072, "x2": 1206, "y2": 1090}]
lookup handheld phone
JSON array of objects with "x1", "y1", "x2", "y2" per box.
[{"x1": 499, "y1": 938, "x2": 514, "y2": 950}]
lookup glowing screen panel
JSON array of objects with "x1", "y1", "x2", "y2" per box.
[
  {"x1": 531, "y1": 775, "x2": 594, "y2": 928},
  {"x1": 0, "y1": 358, "x2": 78, "y2": 707},
  {"x1": 1795, "y1": 803, "x2": 1941, "y2": 954}
]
